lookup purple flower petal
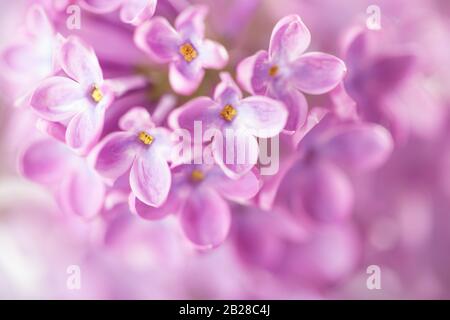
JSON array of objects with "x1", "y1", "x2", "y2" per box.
[
  {"x1": 214, "y1": 72, "x2": 242, "y2": 105},
  {"x1": 134, "y1": 17, "x2": 180, "y2": 63},
  {"x1": 65, "y1": 106, "x2": 106, "y2": 154},
  {"x1": 200, "y1": 39, "x2": 229, "y2": 69},
  {"x1": 30, "y1": 76, "x2": 87, "y2": 121},
  {"x1": 272, "y1": 86, "x2": 308, "y2": 133},
  {"x1": 129, "y1": 149, "x2": 171, "y2": 207},
  {"x1": 291, "y1": 52, "x2": 347, "y2": 95},
  {"x1": 175, "y1": 4, "x2": 208, "y2": 38},
  {"x1": 209, "y1": 168, "x2": 261, "y2": 201},
  {"x1": 57, "y1": 164, "x2": 105, "y2": 219},
  {"x1": 25, "y1": 4, "x2": 54, "y2": 37},
  {"x1": 120, "y1": 0, "x2": 157, "y2": 25},
  {"x1": 235, "y1": 95, "x2": 288, "y2": 138},
  {"x1": 118, "y1": 106, "x2": 155, "y2": 132},
  {"x1": 19, "y1": 139, "x2": 71, "y2": 185},
  {"x1": 179, "y1": 187, "x2": 231, "y2": 248},
  {"x1": 236, "y1": 50, "x2": 270, "y2": 95},
  {"x1": 79, "y1": 0, "x2": 123, "y2": 13},
  {"x1": 319, "y1": 123, "x2": 394, "y2": 172},
  {"x1": 93, "y1": 132, "x2": 140, "y2": 180},
  {"x1": 58, "y1": 36, "x2": 103, "y2": 87},
  {"x1": 269, "y1": 14, "x2": 311, "y2": 62},
  {"x1": 130, "y1": 190, "x2": 182, "y2": 220},
  {"x1": 169, "y1": 59, "x2": 205, "y2": 95}
]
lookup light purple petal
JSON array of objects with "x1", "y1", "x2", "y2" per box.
[
  {"x1": 235, "y1": 95, "x2": 288, "y2": 138},
  {"x1": 57, "y1": 165, "x2": 105, "y2": 219},
  {"x1": 30, "y1": 76, "x2": 87, "y2": 121},
  {"x1": 134, "y1": 17, "x2": 180, "y2": 63},
  {"x1": 79, "y1": 0, "x2": 122, "y2": 13},
  {"x1": 169, "y1": 60, "x2": 205, "y2": 95},
  {"x1": 272, "y1": 86, "x2": 308, "y2": 133},
  {"x1": 210, "y1": 168, "x2": 261, "y2": 201},
  {"x1": 214, "y1": 72, "x2": 242, "y2": 105},
  {"x1": 93, "y1": 132, "x2": 140, "y2": 180},
  {"x1": 65, "y1": 106, "x2": 105, "y2": 154},
  {"x1": 175, "y1": 4, "x2": 208, "y2": 38},
  {"x1": 291, "y1": 52, "x2": 347, "y2": 95},
  {"x1": 179, "y1": 187, "x2": 231, "y2": 248},
  {"x1": 129, "y1": 149, "x2": 171, "y2": 207},
  {"x1": 120, "y1": 0, "x2": 157, "y2": 25},
  {"x1": 319, "y1": 123, "x2": 393, "y2": 172},
  {"x1": 130, "y1": 190, "x2": 182, "y2": 220},
  {"x1": 269, "y1": 15, "x2": 311, "y2": 62},
  {"x1": 58, "y1": 36, "x2": 103, "y2": 87},
  {"x1": 200, "y1": 39, "x2": 228, "y2": 69},
  {"x1": 25, "y1": 4, "x2": 54, "y2": 37},
  {"x1": 213, "y1": 131, "x2": 259, "y2": 179},
  {"x1": 19, "y1": 139, "x2": 72, "y2": 185},
  {"x1": 118, "y1": 106, "x2": 155, "y2": 132},
  {"x1": 236, "y1": 50, "x2": 270, "y2": 95}
]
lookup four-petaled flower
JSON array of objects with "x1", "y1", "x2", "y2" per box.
[
  {"x1": 134, "y1": 5, "x2": 229, "y2": 95},
  {"x1": 169, "y1": 72, "x2": 288, "y2": 178},
  {"x1": 93, "y1": 107, "x2": 173, "y2": 207},
  {"x1": 237, "y1": 15, "x2": 347, "y2": 132}
]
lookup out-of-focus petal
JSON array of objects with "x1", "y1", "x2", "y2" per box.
[
  {"x1": 179, "y1": 187, "x2": 231, "y2": 248},
  {"x1": 210, "y1": 168, "x2": 261, "y2": 201},
  {"x1": 129, "y1": 149, "x2": 171, "y2": 207},
  {"x1": 175, "y1": 4, "x2": 208, "y2": 38},
  {"x1": 273, "y1": 86, "x2": 308, "y2": 133},
  {"x1": 26, "y1": 4, "x2": 54, "y2": 37},
  {"x1": 269, "y1": 14, "x2": 311, "y2": 62},
  {"x1": 58, "y1": 165, "x2": 105, "y2": 219},
  {"x1": 79, "y1": 0, "x2": 123, "y2": 13},
  {"x1": 134, "y1": 17, "x2": 180, "y2": 63},
  {"x1": 30, "y1": 76, "x2": 86, "y2": 121},
  {"x1": 120, "y1": 0, "x2": 157, "y2": 25},
  {"x1": 291, "y1": 52, "x2": 347, "y2": 94},
  {"x1": 65, "y1": 106, "x2": 106, "y2": 154},
  {"x1": 58, "y1": 36, "x2": 103, "y2": 87},
  {"x1": 169, "y1": 60, "x2": 205, "y2": 95},
  {"x1": 236, "y1": 50, "x2": 269, "y2": 95},
  {"x1": 19, "y1": 139, "x2": 71, "y2": 185},
  {"x1": 319, "y1": 123, "x2": 393, "y2": 172},
  {"x1": 235, "y1": 96, "x2": 288, "y2": 138},
  {"x1": 200, "y1": 39, "x2": 229, "y2": 69},
  {"x1": 93, "y1": 132, "x2": 140, "y2": 180},
  {"x1": 130, "y1": 190, "x2": 182, "y2": 220}
]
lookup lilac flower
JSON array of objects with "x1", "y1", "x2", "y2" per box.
[
  {"x1": 134, "y1": 5, "x2": 229, "y2": 95},
  {"x1": 0, "y1": 4, "x2": 59, "y2": 103},
  {"x1": 93, "y1": 107, "x2": 173, "y2": 207},
  {"x1": 237, "y1": 15, "x2": 347, "y2": 132},
  {"x1": 19, "y1": 138, "x2": 105, "y2": 218},
  {"x1": 131, "y1": 162, "x2": 261, "y2": 249},
  {"x1": 169, "y1": 72, "x2": 287, "y2": 178},
  {"x1": 80, "y1": 0, "x2": 157, "y2": 25},
  {"x1": 273, "y1": 110, "x2": 394, "y2": 222}
]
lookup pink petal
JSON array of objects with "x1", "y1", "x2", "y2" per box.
[
  {"x1": 25, "y1": 4, "x2": 54, "y2": 37},
  {"x1": 169, "y1": 60, "x2": 205, "y2": 95},
  {"x1": 175, "y1": 4, "x2": 208, "y2": 38},
  {"x1": 93, "y1": 132, "x2": 140, "y2": 180},
  {"x1": 169, "y1": 96, "x2": 218, "y2": 133},
  {"x1": 269, "y1": 15, "x2": 311, "y2": 62},
  {"x1": 272, "y1": 86, "x2": 308, "y2": 133},
  {"x1": 214, "y1": 72, "x2": 242, "y2": 104},
  {"x1": 201, "y1": 39, "x2": 229, "y2": 69},
  {"x1": 19, "y1": 139, "x2": 72, "y2": 185},
  {"x1": 130, "y1": 190, "x2": 182, "y2": 220},
  {"x1": 129, "y1": 149, "x2": 171, "y2": 207},
  {"x1": 120, "y1": 0, "x2": 157, "y2": 25},
  {"x1": 65, "y1": 106, "x2": 106, "y2": 154},
  {"x1": 118, "y1": 106, "x2": 155, "y2": 132},
  {"x1": 134, "y1": 17, "x2": 180, "y2": 63},
  {"x1": 179, "y1": 187, "x2": 231, "y2": 248},
  {"x1": 30, "y1": 76, "x2": 87, "y2": 121},
  {"x1": 291, "y1": 52, "x2": 347, "y2": 95},
  {"x1": 79, "y1": 0, "x2": 122, "y2": 13},
  {"x1": 210, "y1": 168, "x2": 261, "y2": 201},
  {"x1": 213, "y1": 131, "x2": 259, "y2": 179},
  {"x1": 319, "y1": 123, "x2": 393, "y2": 172},
  {"x1": 57, "y1": 165, "x2": 105, "y2": 219},
  {"x1": 59, "y1": 36, "x2": 103, "y2": 87},
  {"x1": 235, "y1": 96, "x2": 288, "y2": 138},
  {"x1": 236, "y1": 50, "x2": 270, "y2": 95}
]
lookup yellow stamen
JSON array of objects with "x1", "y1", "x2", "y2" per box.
[
  {"x1": 91, "y1": 85, "x2": 103, "y2": 103},
  {"x1": 268, "y1": 65, "x2": 279, "y2": 77},
  {"x1": 179, "y1": 43, "x2": 198, "y2": 62},
  {"x1": 190, "y1": 169, "x2": 204, "y2": 182},
  {"x1": 220, "y1": 104, "x2": 237, "y2": 122},
  {"x1": 138, "y1": 131, "x2": 154, "y2": 145}
]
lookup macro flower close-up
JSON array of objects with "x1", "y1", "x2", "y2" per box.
[{"x1": 0, "y1": 0, "x2": 450, "y2": 304}]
